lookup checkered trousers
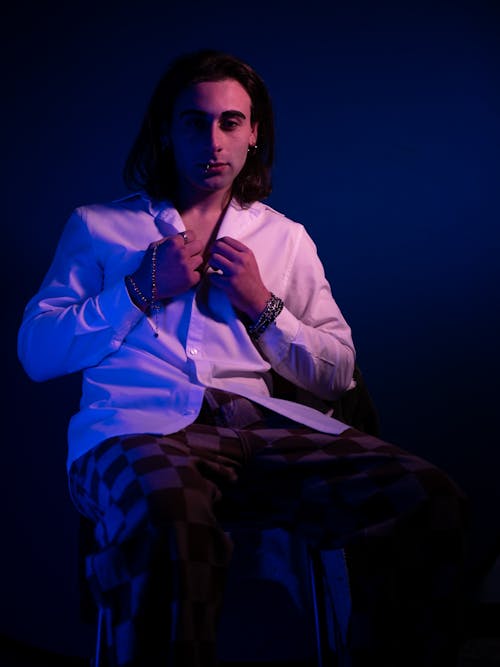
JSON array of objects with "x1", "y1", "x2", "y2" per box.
[{"x1": 69, "y1": 389, "x2": 468, "y2": 667}]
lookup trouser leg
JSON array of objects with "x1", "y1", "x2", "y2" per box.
[
  {"x1": 221, "y1": 423, "x2": 469, "y2": 666},
  {"x1": 69, "y1": 426, "x2": 250, "y2": 667}
]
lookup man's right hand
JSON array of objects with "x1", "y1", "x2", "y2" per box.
[{"x1": 128, "y1": 230, "x2": 203, "y2": 304}]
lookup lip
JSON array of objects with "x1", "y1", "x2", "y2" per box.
[{"x1": 200, "y1": 162, "x2": 229, "y2": 173}]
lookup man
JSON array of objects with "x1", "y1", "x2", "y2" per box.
[{"x1": 18, "y1": 49, "x2": 467, "y2": 666}]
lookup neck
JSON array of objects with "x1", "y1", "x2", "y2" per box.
[
  {"x1": 174, "y1": 191, "x2": 231, "y2": 260},
  {"x1": 174, "y1": 185, "x2": 232, "y2": 218}
]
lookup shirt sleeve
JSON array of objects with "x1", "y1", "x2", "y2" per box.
[
  {"x1": 256, "y1": 225, "x2": 355, "y2": 400},
  {"x1": 17, "y1": 208, "x2": 144, "y2": 382}
]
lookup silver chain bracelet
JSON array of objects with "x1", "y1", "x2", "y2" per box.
[{"x1": 247, "y1": 293, "x2": 284, "y2": 340}]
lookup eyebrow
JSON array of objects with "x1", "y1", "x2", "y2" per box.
[{"x1": 179, "y1": 109, "x2": 247, "y2": 120}]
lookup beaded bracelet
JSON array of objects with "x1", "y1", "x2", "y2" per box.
[
  {"x1": 125, "y1": 274, "x2": 151, "y2": 312},
  {"x1": 150, "y1": 243, "x2": 161, "y2": 337},
  {"x1": 247, "y1": 293, "x2": 284, "y2": 340}
]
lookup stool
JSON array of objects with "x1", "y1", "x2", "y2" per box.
[{"x1": 84, "y1": 523, "x2": 352, "y2": 666}]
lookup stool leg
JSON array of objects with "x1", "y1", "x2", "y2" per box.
[
  {"x1": 309, "y1": 548, "x2": 352, "y2": 667},
  {"x1": 92, "y1": 606, "x2": 105, "y2": 667},
  {"x1": 309, "y1": 549, "x2": 329, "y2": 667}
]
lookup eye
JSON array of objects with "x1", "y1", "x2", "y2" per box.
[
  {"x1": 184, "y1": 116, "x2": 207, "y2": 130},
  {"x1": 219, "y1": 117, "x2": 241, "y2": 131}
]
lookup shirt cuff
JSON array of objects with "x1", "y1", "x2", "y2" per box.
[
  {"x1": 257, "y1": 306, "x2": 300, "y2": 363},
  {"x1": 98, "y1": 278, "x2": 145, "y2": 341}
]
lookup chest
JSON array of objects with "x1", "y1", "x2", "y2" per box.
[{"x1": 182, "y1": 213, "x2": 222, "y2": 261}]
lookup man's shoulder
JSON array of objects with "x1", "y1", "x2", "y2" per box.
[
  {"x1": 76, "y1": 191, "x2": 147, "y2": 215},
  {"x1": 249, "y1": 201, "x2": 303, "y2": 229},
  {"x1": 67, "y1": 193, "x2": 152, "y2": 242}
]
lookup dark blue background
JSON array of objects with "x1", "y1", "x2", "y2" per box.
[{"x1": 3, "y1": 0, "x2": 500, "y2": 656}]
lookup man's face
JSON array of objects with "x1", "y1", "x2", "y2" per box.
[{"x1": 168, "y1": 79, "x2": 258, "y2": 201}]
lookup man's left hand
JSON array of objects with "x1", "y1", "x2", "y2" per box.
[{"x1": 207, "y1": 237, "x2": 271, "y2": 321}]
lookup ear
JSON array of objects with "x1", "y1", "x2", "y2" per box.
[{"x1": 250, "y1": 121, "x2": 258, "y2": 147}]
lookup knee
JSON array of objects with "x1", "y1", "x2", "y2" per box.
[
  {"x1": 104, "y1": 466, "x2": 215, "y2": 545},
  {"x1": 398, "y1": 456, "x2": 470, "y2": 562},
  {"x1": 416, "y1": 460, "x2": 469, "y2": 529}
]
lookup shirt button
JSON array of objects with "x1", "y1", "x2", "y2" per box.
[{"x1": 189, "y1": 348, "x2": 198, "y2": 356}]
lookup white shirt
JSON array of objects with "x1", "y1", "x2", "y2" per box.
[{"x1": 17, "y1": 194, "x2": 356, "y2": 469}]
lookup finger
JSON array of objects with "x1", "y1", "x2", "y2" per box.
[
  {"x1": 159, "y1": 230, "x2": 196, "y2": 248},
  {"x1": 208, "y1": 252, "x2": 233, "y2": 275},
  {"x1": 207, "y1": 268, "x2": 226, "y2": 281},
  {"x1": 185, "y1": 239, "x2": 204, "y2": 257},
  {"x1": 190, "y1": 253, "x2": 205, "y2": 271},
  {"x1": 206, "y1": 264, "x2": 226, "y2": 277},
  {"x1": 209, "y1": 241, "x2": 240, "y2": 262},
  {"x1": 215, "y1": 236, "x2": 247, "y2": 252},
  {"x1": 156, "y1": 232, "x2": 202, "y2": 258},
  {"x1": 190, "y1": 269, "x2": 202, "y2": 286},
  {"x1": 167, "y1": 230, "x2": 191, "y2": 247},
  {"x1": 179, "y1": 229, "x2": 197, "y2": 245}
]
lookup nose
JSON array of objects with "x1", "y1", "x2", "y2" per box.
[{"x1": 208, "y1": 121, "x2": 223, "y2": 153}]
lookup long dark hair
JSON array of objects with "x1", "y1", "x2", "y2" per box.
[{"x1": 123, "y1": 49, "x2": 274, "y2": 205}]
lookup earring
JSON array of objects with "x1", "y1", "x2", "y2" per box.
[{"x1": 248, "y1": 144, "x2": 258, "y2": 153}]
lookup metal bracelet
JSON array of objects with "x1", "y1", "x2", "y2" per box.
[
  {"x1": 247, "y1": 293, "x2": 284, "y2": 340},
  {"x1": 126, "y1": 274, "x2": 150, "y2": 311}
]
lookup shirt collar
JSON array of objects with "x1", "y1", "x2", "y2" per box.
[{"x1": 143, "y1": 192, "x2": 261, "y2": 239}]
